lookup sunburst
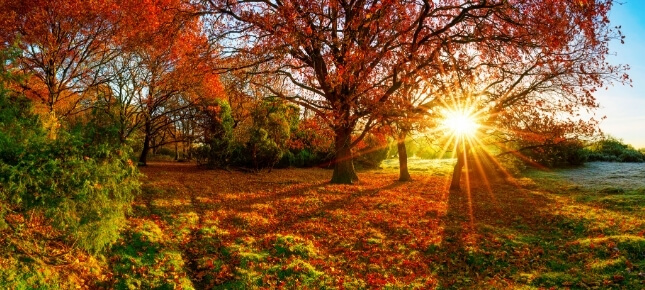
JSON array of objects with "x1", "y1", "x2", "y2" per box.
[{"x1": 441, "y1": 109, "x2": 480, "y2": 138}]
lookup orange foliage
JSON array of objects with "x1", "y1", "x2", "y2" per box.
[
  {"x1": 0, "y1": 0, "x2": 119, "y2": 115},
  {"x1": 207, "y1": 0, "x2": 624, "y2": 183}
]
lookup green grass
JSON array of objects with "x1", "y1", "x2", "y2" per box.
[
  {"x1": 109, "y1": 219, "x2": 193, "y2": 289},
  {"x1": 9, "y1": 160, "x2": 643, "y2": 288},
  {"x1": 510, "y1": 163, "x2": 645, "y2": 288}
]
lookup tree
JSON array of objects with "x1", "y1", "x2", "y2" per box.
[
  {"x1": 208, "y1": 0, "x2": 539, "y2": 183},
  {"x1": 0, "y1": 0, "x2": 120, "y2": 117},
  {"x1": 0, "y1": 49, "x2": 140, "y2": 257},
  {"x1": 208, "y1": 0, "x2": 625, "y2": 184},
  {"x1": 382, "y1": 81, "x2": 438, "y2": 181},
  {"x1": 110, "y1": 1, "x2": 223, "y2": 165},
  {"x1": 193, "y1": 99, "x2": 235, "y2": 167}
]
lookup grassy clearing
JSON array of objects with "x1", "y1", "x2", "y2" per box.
[
  {"x1": 519, "y1": 162, "x2": 645, "y2": 288},
  {"x1": 5, "y1": 160, "x2": 645, "y2": 288},
  {"x1": 104, "y1": 160, "x2": 645, "y2": 288}
]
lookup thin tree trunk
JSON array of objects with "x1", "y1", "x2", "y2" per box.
[
  {"x1": 331, "y1": 126, "x2": 358, "y2": 184},
  {"x1": 152, "y1": 138, "x2": 157, "y2": 155},
  {"x1": 183, "y1": 139, "x2": 188, "y2": 159},
  {"x1": 139, "y1": 122, "x2": 152, "y2": 166},
  {"x1": 397, "y1": 131, "x2": 411, "y2": 181},
  {"x1": 450, "y1": 142, "x2": 467, "y2": 191},
  {"x1": 174, "y1": 141, "x2": 179, "y2": 161}
]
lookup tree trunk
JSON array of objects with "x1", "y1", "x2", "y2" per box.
[
  {"x1": 183, "y1": 140, "x2": 188, "y2": 159},
  {"x1": 174, "y1": 141, "x2": 179, "y2": 161},
  {"x1": 450, "y1": 142, "x2": 467, "y2": 191},
  {"x1": 139, "y1": 122, "x2": 152, "y2": 166},
  {"x1": 152, "y1": 138, "x2": 157, "y2": 155},
  {"x1": 331, "y1": 126, "x2": 358, "y2": 184},
  {"x1": 397, "y1": 131, "x2": 411, "y2": 181}
]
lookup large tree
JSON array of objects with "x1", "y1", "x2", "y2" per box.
[
  {"x1": 207, "y1": 0, "x2": 532, "y2": 183},
  {"x1": 206, "y1": 0, "x2": 621, "y2": 184}
]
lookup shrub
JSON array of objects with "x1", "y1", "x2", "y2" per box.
[
  {"x1": 247, "y1": 128, "x2": 283, "y2": 171},
  {"x1": 252, "y1": 97, "x2": 298, "y2": 149},
  {"x1": 193, "y1": 99, "x2": 235, "y2": 167},
  {"x1": 0, "y1": 93, "x2": 140, "y2": 254},
  {"x1": 275, "y1": 149, "x2": 334, "y2": 168},
  {"x1": 587, "y1": 137, "x2": 644, "y2": 163},
  {"x1": 294, "y1": 149, "x2": 319, "y2": 167},
  {"x1": 231, "y1": 97, "x2": 297, "y2": 170},
  {"x1": 619, "y1": 150, "x2": 644, "y2": 162},
  {"x1": 276, "y1": 150, "x2": 295, "y2": 168},
  {"x1": 155, "y1": 147, "x2": 175, "y2": 157},
  {"x1": 525, "y1": 139, "x2": 588, "y2": 167}
]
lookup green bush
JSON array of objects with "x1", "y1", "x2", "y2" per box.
[
  {"x1": 230, "y1": 129, "x2": 283, "y2": 171},
  {"x1": 295, "y1": 149, "x2": 314, "y2": 167},
  {"x1": 525, "y1": 139, "x2": 588, "y2": 167},
  {"x1": 155, "y1": 147, "x2": 175, "y2": 157},
  {"x1": 247, "y1": 128, "x2": 283, "y2": 171},
  {"x1": 193, "y1": 99, "x2": 235, "y2": 167},
  {"x1": 0, "y1": 93, "x2": 140, "y2": 254},
  {"x1": 274, "y1": 149, "x2": 333, "y2": 168},
  {"x1": 587, "y1": 138, "x2": 644, "y2": 163},
  {"x1": 294, "y1": 149, "x2": 319, "y2": 167},
  {"x1": 276, "y1": 150, "x2": 295, "y2": 168},
  {"x1": 587, "y1": 152, "x2": 618, "y2": 162},
  {"x1": 252, "y1": 97, "x2": 298, "y2": 149},
  {"x1": 619, "y1": 150, "x2": 644, "y2": 162},
  {"x1": 231, "y1": 97, "x2": 298, "y2": 170}
]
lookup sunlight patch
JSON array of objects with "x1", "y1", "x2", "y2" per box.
[
  {"x1": 151, "y1": 198, "x2": 191, "y2": 208},
  {"x1": 589, "y1": 257, "x2": 626, "y2": 271}
]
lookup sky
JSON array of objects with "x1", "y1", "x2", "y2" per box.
[{"x1": 595, "y1": 1, "x2": 645, "y2": 148}]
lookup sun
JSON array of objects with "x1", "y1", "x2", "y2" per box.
[{"x1": 442, "y1": 110, "x2": 480, "y2": 137}]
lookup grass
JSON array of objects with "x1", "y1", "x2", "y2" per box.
[{"x1": 3, "y1": 160, "x2": 645, "y2": 288}]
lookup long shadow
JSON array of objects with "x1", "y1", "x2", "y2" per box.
[
  {"x1": 435, "y1": 172, "x2": 592, "y2": 288},
  {"x1": 152, "y1": 179, "x2": 333, "y2": 289},
  {"x1": 140, "y1": 162, "x2": 645, "y2": 288},
  {"x1": 250, "y1": 180, "x2": 408, "y2": 236},
  {"x1": 142, "y1": 162, "x2": 416, "y2": 287}
]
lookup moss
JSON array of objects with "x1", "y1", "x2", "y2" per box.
[{"x1": 273, "y1": 234, "x2": 317, "y2": 258}]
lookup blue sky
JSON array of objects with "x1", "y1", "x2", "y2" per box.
[{"x1": 596, "y1": 1, "x2": 645, "y2": 148}]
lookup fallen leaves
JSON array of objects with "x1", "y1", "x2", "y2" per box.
[{"x1": 104, "y1": 161, "x2": 645, "y2": 288}]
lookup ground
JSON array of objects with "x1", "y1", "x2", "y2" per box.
[{"x1": 100, "y1": 160, "x2": 645, "y2": 289}]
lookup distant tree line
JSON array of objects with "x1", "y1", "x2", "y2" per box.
[{"x1": 520, "y1": 137, "x2": 645, "y2": 167}]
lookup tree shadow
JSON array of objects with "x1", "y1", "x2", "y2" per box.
[
  {"x1": 136, "y1": 162, "x2": 645, "y2": 288},
  {"x1": 436, "y1": 174, "x2": 597, "y2": 288},
  {"x1": 139, "y1": 162, "x2": 418, "y2": 287}
]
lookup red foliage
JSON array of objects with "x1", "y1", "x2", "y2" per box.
[{"x1": 206, "y1": 0, "x2": 624, "y2": 183}]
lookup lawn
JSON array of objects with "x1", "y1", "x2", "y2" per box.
[{"x1": 100, "y1": 160, "x2": 645, "y2": 289}]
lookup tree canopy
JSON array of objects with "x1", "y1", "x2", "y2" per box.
[{"x1": 204, "y1": 0, "x2": 626, "y2": 183}]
